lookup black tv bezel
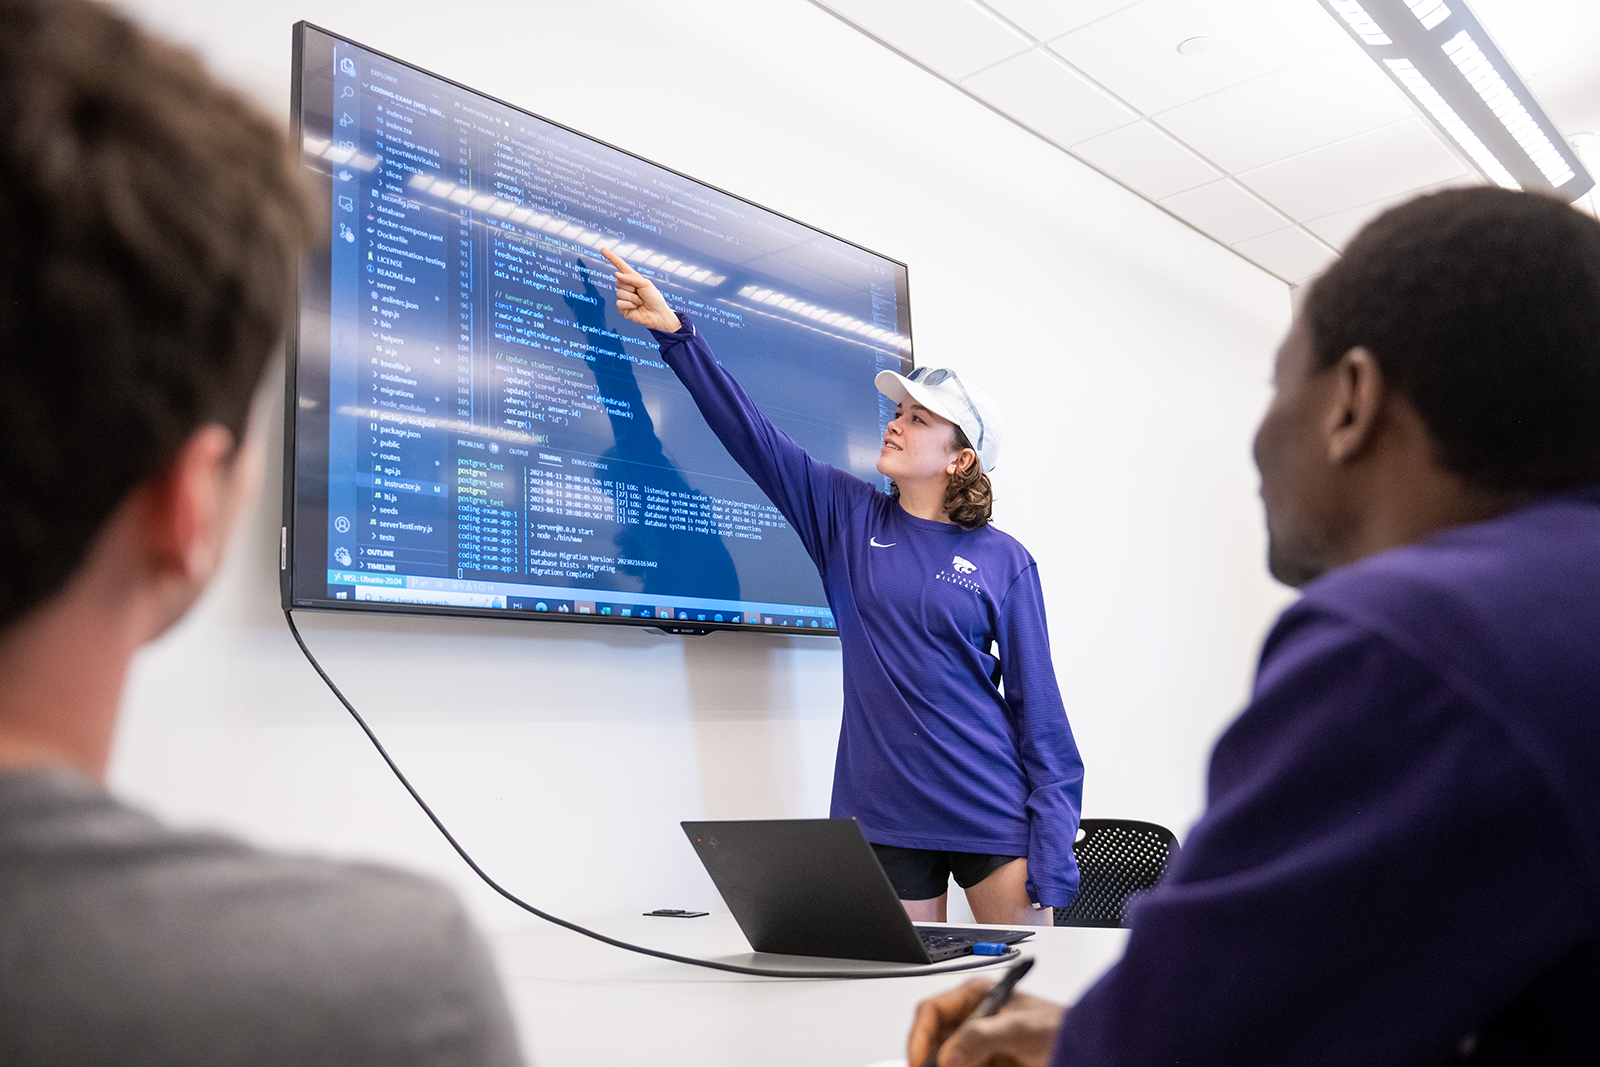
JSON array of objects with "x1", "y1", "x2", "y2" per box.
[{"x1": 281, "y1": 21, "x2": 914, "y2": 637}]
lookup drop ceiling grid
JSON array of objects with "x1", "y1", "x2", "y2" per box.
[{"x1": 808, "y1": 0, "x2": 1500, "y2": 283}]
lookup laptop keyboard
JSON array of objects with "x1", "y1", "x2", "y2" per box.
[{"x1": 916, "y1": 926, "x2": 1032, "y2": 961}]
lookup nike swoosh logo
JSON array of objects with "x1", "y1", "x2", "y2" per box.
[{"x1": 870, "y1": 537, "x2": 896, "y2": 548}]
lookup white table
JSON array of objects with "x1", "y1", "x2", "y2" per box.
[{"x1": 491, "y1": 912, "x2": 1129, "y2": 1066}]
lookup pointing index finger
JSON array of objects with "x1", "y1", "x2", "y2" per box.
[{"x1": 599, "y1": 246, "x2": 632, "y2": 272}]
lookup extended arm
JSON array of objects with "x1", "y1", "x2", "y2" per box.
[{"x1": 602, "y1": 247, "x2": 870, "y2": 561}]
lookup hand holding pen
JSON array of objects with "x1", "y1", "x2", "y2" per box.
[{"x1": 908, "y1": 955, "x2": 1066, "y2": 1067}]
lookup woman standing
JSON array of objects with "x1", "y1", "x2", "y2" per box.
[{"x1": 601, "y1": 248, "x2": 1081, "y2": 925}]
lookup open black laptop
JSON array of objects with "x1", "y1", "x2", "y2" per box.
[{"x1": 682, "y1": 818, "x2": 1035, "y2": 963}]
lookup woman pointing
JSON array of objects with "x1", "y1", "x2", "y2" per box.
[{"x1": 602, "y1": 247, "x2": 1082, "y2": 925}]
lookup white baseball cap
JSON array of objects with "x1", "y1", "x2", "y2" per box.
[{"x1": 874, "y1": 365, "x2": 1004, "y2": 472}]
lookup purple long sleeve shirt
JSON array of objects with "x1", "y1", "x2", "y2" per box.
[
  {"x1": 1053, "y1": 485, "x2": 1600, "y2": 1063},
  {"x1": 651, "y1": 317, "x2": 1083, "y2": 906}
]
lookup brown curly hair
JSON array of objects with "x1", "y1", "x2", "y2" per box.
[
  {"x1": 889, "y1": 425, "x2": 993, "y2": 530},
  {"x1": 944, "y1": 426, "x2": 993, "y2": 529}
]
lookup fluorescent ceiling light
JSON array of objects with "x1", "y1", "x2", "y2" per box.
[
  {"x1": 1316, "y1": 0, "x2": 1592, "y2": 200},
  {"x1": 1384, "y1": 58, "x2": 1520, "y2": 189},
  {"x1": 1328, "y1": 0, "x2": 1391, "y2": 46},
  {"x1": 1406, "y1": 0, "x2": 1450, "y2": 31},
  {"x1": 1440, "y1": 31, "x2": 1576, "y2": 188}
]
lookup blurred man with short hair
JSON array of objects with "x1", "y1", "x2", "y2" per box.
[{"x1": 0, "y1": 2, "x2": 524, "y2": 1062}]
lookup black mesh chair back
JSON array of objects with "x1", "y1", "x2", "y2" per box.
[{"x1": 1053, "y1": 819, "x2": 1180, "y2": 928}]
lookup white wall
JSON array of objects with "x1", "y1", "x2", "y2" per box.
[{"x1": 106, "y1": 0, "x2": 1293, "y2": 932}]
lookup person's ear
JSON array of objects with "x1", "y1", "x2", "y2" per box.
[
  {"x1": 1325, "y1": 347, "x2": 1386, "y2": 465},
  {"x1": 946, "y1": 449, "x2": 977, "y2": 476},
  {"x1": 140, "y1": 424, "x2": 242, "y2": 583}
]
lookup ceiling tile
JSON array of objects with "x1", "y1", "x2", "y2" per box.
[
  {"x1": 1574, "y1": 141, "x2": 1600, "y2": 210},
  {"x1": 813, "y1": 0, "x2": 1031, "y2": 80},
  {"x1": 1153, "y1": 46, "x2": 1414, "y2": 174},
  {"x1": 1232, "y1": 227, "x2": 1338, "y2": 283},
  {"x1": 1071, "y1": 120, "x2": 1221, "y2": 199},
  {"x1": 961, "y1": 49, "x2": 1139, "y2": 148},
  {"x1": 1526, "y1": 58, "x2": 1600, "y2": 145},
  {"x1": 1470, "y1": 0, "x2": 1600, "y2": 78},
  {"x1": 980, "y1": 0, "x2": 1143, "y2": 42},
  {"x1": 1046, "y1": 0, "x2": 1346, "y2": 116},
  {"x1": 1157, "y1": 179, "x2": 1291, "y2": 244},
  {"x1": 1301, "y1": 176, "x2": 1479, "y2": 250},
  {"x1": 819, "y1": 0, "x2": 1600, "y2": 268},
  {"x1": 1236, "y1": 117, "x2": 1471, "y2": 222}
]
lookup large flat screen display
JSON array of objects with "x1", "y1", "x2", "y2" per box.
[{"x1": 283, "y1": 24, "x2": 913, "y2": 635}]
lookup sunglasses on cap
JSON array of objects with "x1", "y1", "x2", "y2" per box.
[{"x1": 906, "y1": 366, "x2": 986, "y2": 454}]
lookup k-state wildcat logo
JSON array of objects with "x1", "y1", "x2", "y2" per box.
[{"x1": 935, "y1": 555, "x2": 983, "y2": 596}]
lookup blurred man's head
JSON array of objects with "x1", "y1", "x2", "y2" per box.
[
  {"x1": 0, "y1": 0, "x2": 311, "y2": 632},
  {"x1": 1254, "y1": 187, "x2": 1600, "y2": 586}
]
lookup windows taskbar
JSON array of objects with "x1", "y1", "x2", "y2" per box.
[{"x1": 322, "y1": 570, "x2": 836, "y2": 630}]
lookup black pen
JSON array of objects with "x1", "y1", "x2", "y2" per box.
[{"x1": 921, "y1": 955, "x2": 1035, "y2": 1067}]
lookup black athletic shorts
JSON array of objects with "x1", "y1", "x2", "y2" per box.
[{"x1": 870, "y1": 843, "x2": 1021, "y2": 901}]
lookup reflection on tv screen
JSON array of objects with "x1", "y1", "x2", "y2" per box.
[{"x1": 284, "y1": 24, "x2": 913, "y2": 635}]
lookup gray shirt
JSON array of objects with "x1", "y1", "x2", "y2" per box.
[{"x1": 0, "y1": 768, "x2": 526, "y2": 1066}]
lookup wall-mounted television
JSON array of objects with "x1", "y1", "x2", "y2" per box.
[{"x1": 282, "y1": 23, "x2": 913, "y2": 635}]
